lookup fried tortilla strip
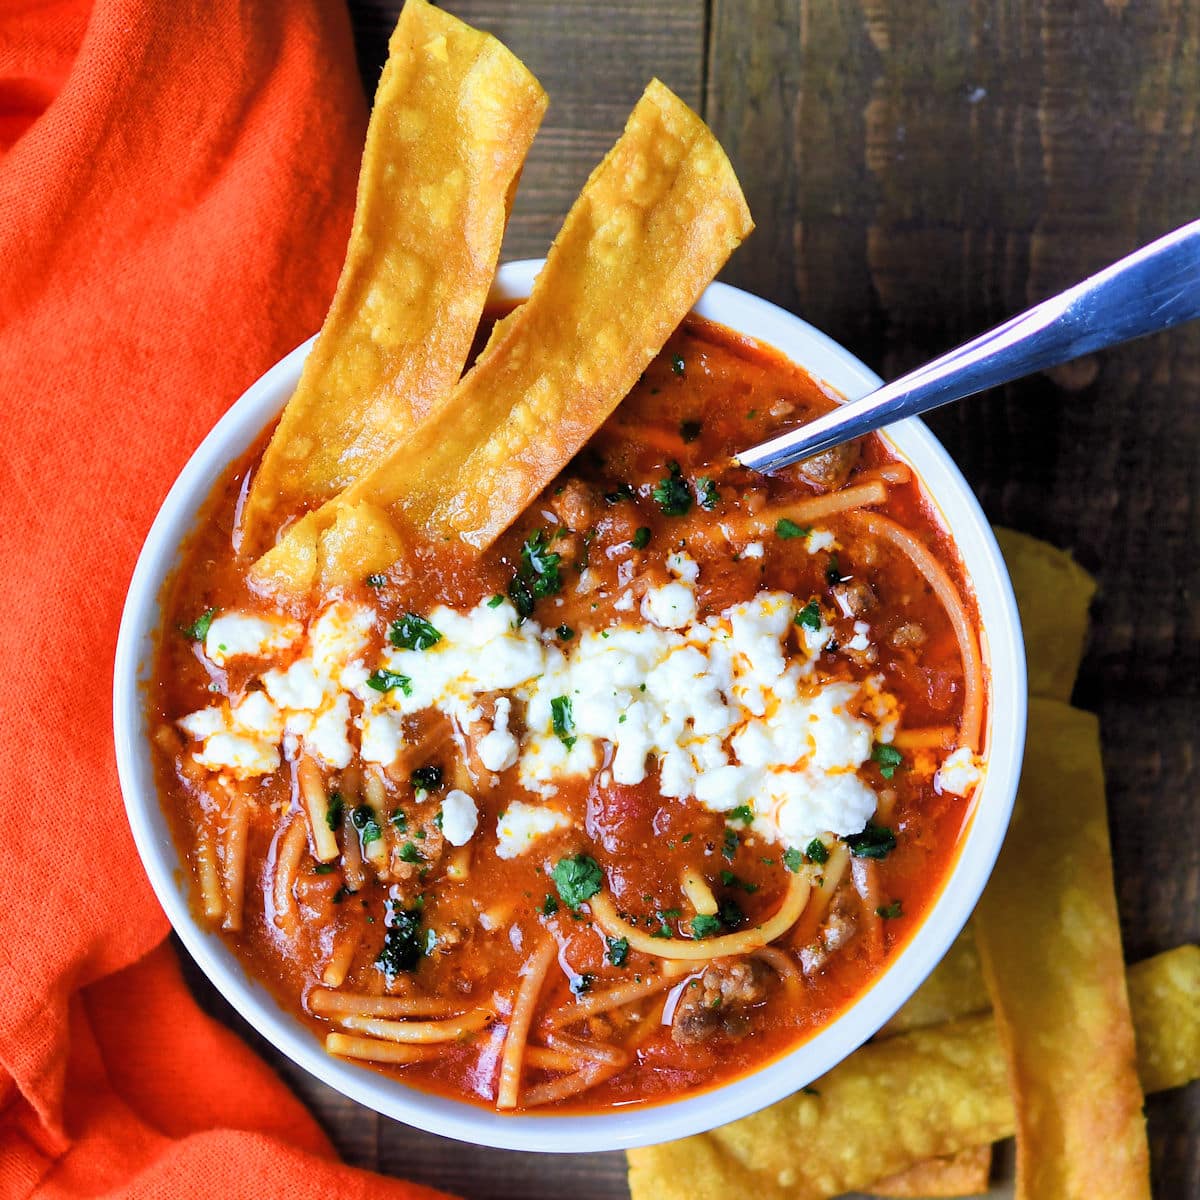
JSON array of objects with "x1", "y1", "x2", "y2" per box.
[
  {"x1": 625, "y1": 947, "x2": 1199, "y2": 1200},
  {"x1": 869, "y1": 1145, "x2": 992, "y2": 1197},
  {"x1": 239, "y1": 0, "x2": 547, "y2": 558},
  {"x1": 993, "y1": 527, "x2": 1096, "y2": 701},
  {"x1": 972, "y1": 698, "x2": 1151, "y2": 1200},
  {"x1": 250, "y1": 79, "x2": 752, "y2": 596},
  {"x1": 882, "y1": 924, "x2": 991, "y2": 1037}
]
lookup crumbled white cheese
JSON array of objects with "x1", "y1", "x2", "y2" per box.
[
  {"x1": 495, "y1": 801, "x2": 570, "y2": 859},
  {"x1": 641, "y1": 581, "x2": 697, "y2": 629},
  {"x1": 935, "y1": 746, "x2": 984, "y2": 797},
  {"x1": 847, "y1": 621, "x2": 871, "y2": 652},
  {"x1": 666, "y1": 551, "x2": 700, "y2": 583},
  {"x1": 743, "y1": 541, "x2": 764, "y2": 559},
  {"x1": 477, "y1": 697, "x2": 519, "y2": 772},
  {"x1": 806, "y1": 529, "x2": 836, "y2": 555},
  {"x1": 204, "y1": 612, "x2": 301, "y2": 666},
  {"x1": 194, "y1": 731, "x2": 279, "y2": 775},
  {"x1": 440, "y1": 789, "x2": 479, "y2": 846}
]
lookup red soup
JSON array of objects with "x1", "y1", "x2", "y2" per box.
[{"x1": 151, "y1": 315, "x2": 987, "y2": 1113}]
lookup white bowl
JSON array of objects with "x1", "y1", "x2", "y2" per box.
[{"x1": 114, "y1": 260, "x2": 1026, "y2": 1153}]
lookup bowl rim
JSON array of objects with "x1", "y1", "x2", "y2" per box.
[{"x1": 113, "y1": 258, "x2": 1026, "y2": 1153}]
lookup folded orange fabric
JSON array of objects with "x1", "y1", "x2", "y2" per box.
[{"x1": 0, "y1": 2, "x2": 451, "y2": 1195}]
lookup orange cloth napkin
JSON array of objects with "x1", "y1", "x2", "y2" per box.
[{"x1": 0, "y1": 2, "x2": 451, "y2": 1196}]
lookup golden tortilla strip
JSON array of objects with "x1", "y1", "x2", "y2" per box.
[
  {"x1": 972, "y1": 698, "x2": 1150, "y2": 1200},
  {"x1": 882, "y1": 924, "x2": 991, "y2": 1037},
  {"x1": 993, "y1": 527, "x2": 1095, "y2": 702},
  {"x1": 624, "y1": 947, "x2": 1199, "y2": 1200},
  {"x1": 239, "y1": 0, "x2": 547, "y2": 557},
  {"x1": 250, "y1": 79, "x2": 752, "y2": 596},
  {"x1": 868, "y1": 1145, "x2": 992, "y2": 1197}
]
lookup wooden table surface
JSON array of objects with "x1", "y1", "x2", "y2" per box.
[{"x1": 182, "y1": 1, "x2": 1199, "y2": 1195}]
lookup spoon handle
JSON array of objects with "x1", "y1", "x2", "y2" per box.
[{"x1": 737, "y1": 217, "x2": 1200, "y2": 472}]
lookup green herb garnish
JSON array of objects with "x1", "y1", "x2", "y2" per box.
[
  {"x1": 557, "y1": 624, "x2": 575, "y2": 641},
  {"x1": 697, "y1": 476, "x2": 720, "y2": 509},
  {"x1": 876, "y1": 900, "x2": 903, "y2": 919},
  {"x1": 389, "y1": 612, "x2": 442, "y2": 651},
  {"x1": 691, "y1": 913, "x2": 723, "y2": 939},
  {"x1": 805, "y1": 838, "x2": 829, "y2": 864},
  {"x1": 871, "y1": 742, "x2": 904, "y2": 779},
  {"x1": 398, "y1": 841, "x2": 424, "y2": 863},
  {"x1": 775, "y1": 517, "x2": 811, "y2": 540},
  {"x1": 671, "y1": 354, "x2": 686, "y2": 376},
  {"x1": 366, "y1": 669, "x2": 412, "y2": 696},
  {"x1": 487, "y1": 593, "x2": 505, "y2": 608},
  {"x1": 845, "y1": 822, "x2": 897, "y2": 860},
  {"x1": 375, "y1": 900, "x2": 424, "y2": 977},
  {"x1": 410, "y1": 764, "x2": 442, "y2": 792},
  {"x1": 728, "y1": 804, "x2": 754, "y2": 825},
  {"x1": 552, "y1": 853, "x2": 604, "y2": 911},
  {"x1": 631, "y1": 526, "x2": 651, "y2": 550},
  {"x1": 606, "y1": 936, "x2": 629, "y2": 967},
  {"x1": 550, "y1": 695, "x2": 576, "y2": 749},
  {"x1": 351, "y1": 805, "x2": 382, "y2": 846},
  {"x1": 540, "y1": 894, "x2": 559, "y2": 916},
  {"x1": 783, "y1": 846, "x2": 803, "y2": 873},
  {"x1": 680, "y1": 418, "x2": 702, "y2": 442},
  {"x1": 182, "y1": 608, "x2": 216, "y2": 641},
  {"x1": 325, "y1": 791, "x2": 344, "y2": 832},
  {"x1": 721, "y1": 828, "x2": 738, "y2": 862},
  {"x1": 795, "y1": 600, "x2": 822, "y2": 631},
  {"x1": 652, "y1": 461, "x2": 692, "y2": 516}
]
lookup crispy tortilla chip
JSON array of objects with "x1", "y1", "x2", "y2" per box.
[
  {"x1": 315, "y1": 500, "x2": 406, "y2": 593},
  {"x1": 869, "y1": 1145, "x2": 992, "y2": 1197},
  {"x1": 973, "y1": 698, "x2": 1150, "y2": 1200},
  {"x1": 239, "y1": 0, "x2": 547, "y2": 557},
  {"x1": 882, "y1": 924, "x2": 991, "y2": 1037},
  {"x1": 993, "y1": 527, "x2": 1095, "y2": 702},
  {"x1": 625, "y1": 948, "x2": 1199, "y2": 1200},
  {"x1": 251, "y1": 79, "x2": 752, "y2": 596}
]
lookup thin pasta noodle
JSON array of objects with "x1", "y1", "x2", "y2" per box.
[
  {"x1": 297, "y1": 755, "x2": 339, "y2": 862},
  {"x1": 446, "y1": 845, "x2": 472, "y2": 881},
  {"x1": 272, "y1": 814, "x2": 308, "y2": 937},
  {"x1": 681, "y1": 867, "x2": 718, "y2": 916},
  {"x1": 520, "y1": 1059, "x2": 625, "y2": 1108},
  {"x1": 195, "y1": 819, "x2": 224, "y2": 923},
  {"x1": 221, "y1": 795, "x2": 250, "y2": 932},
  {"x1": 788, "y1": 843, "x2": 851, "y2": 949},
  {"x1": 625, "y1": 996, "x2": 667, "y2": 1049},
  {"x1": 361, "y1": 771, "x2": 390, "y2": 867},
  {"x1": 747, "y1": 479, "x2": 888, "y2": 533},
  {"x1": 752, "y1": 945, "x2": 803, "y2": 1003},
  {"x1": 340, "y1": 800, "x2": 366, "y2": 892},
  {"x1": 325, "y1": 1032, "x2": 443, "y2": 1065},
  {"x1": 851, "y1": 511, "x2": 984, "y2": 752},
  {"x1": 497, "y1": 936, "x2": 556, "y2": 1109},
  {"x1": 857, "y1": 462, "x2": 912, "y2": 486},
  {"x1": 524, "y1": 1045, "x2": 581, "y2": 1073},
  {"x1": 892, "y1": 725, "x2": 957, "y2": 751},
  {"x1": 588, "y1": 874, "x2": 811, "y2": 961},
  {"x1": 337, "y1": 1007, "x2": 494, "y2": 1043},
  {"x1": 544, "y1": 1031, "x2": 628, "y2": 1067},
  {"x1": 852, "y1": 856, "x2": 885, "y2": 963},
  {"x1": 321, "y1": 924, "x2": 358, "y2": 988},
  {"x1": 543, "y1": 961, "x2": 691, "y2": 1028},
  {"x1": 310, "y1": 987, "x2": 458, "y2": 1019}
]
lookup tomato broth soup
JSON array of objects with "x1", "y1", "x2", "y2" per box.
[{"x1": 151, "y1": 315, "x2": 987, "y2": 1114}]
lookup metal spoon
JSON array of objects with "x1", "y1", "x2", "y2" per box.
[{"x1": 736, "y1": 218, "x2": 1200, "y2": 473}]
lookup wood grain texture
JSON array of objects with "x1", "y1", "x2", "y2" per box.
[{"x1": 177, "y1": 1, "x2": 1197, "y2": 1197}]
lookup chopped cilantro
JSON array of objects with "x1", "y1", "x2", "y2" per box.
[
  {"x1": 375, "y1": 900, "x2": 424, "y2": 977},
  {"x1": 720, "y1": 870, "x2": 759, "y2": 894},
  {"x1": 552, "y1": 854, "x2": 604, "y2": 911},
  {"x1": 631, "y1": 526, "x2": 651, "y2": 550},
  {"x1": 876, "y1": 900, "x2": 903, "y2": 919},
  {"x1": 775, "y1": 517, "x2": 811, "y2": 540},
  {"x1": 691, "y1": 913, "x2": 723, "y2": 938},
  {"x1": 410, "y1": 764, "x2": 443, "y2": 792},
  {"x1": 507, "y1": 529, "x2": 563, "y2": 620},
  {"x1": 313, "y1": 863, "x2": 335, "y2": 875},
  {"x1": 717, "y1": 897, "x2": 746, "y2": 930},
  {"x1": 398, "y1": 841, "x2": 424, "y2": 864},
  {"x1": 697, "y1": 476, "x2": 720, "y2": 509},
  {"x1": 681, "y1": 832, "x2": 693, "y2": 843},
  {"x1": 487, "y1": 593, "x2": 505, "y2": 608},
  {"x1": 331, "y1": 885, "x2": 351, "y2": 904},
  {"x1": 650, "y1": 923, "x2": 673, "y2": 939},
  {"x1": 606, "y1": 936, "x2": 629, "y2": 967},
  {"x1": 721, "y1": 828, "x2": 738, "y2": 862},
  {"x1": 728, "y1": 804, "x2": 754, "y2": 825},
  {"x1": 795, "y1": 600, "x2": 822, "y2": 631},
  {"x1": 389, "y1": 809, "x2": 407, "y2": 832},
  {"x1": 351, "y1": 805, "x2": 382, "y2": 846},
  {"x1": 671, "y1": 354, "x2": 686, "y2": 376},
  {"x1": 783, "y1": 846, "x2": 803, "y2": 873},
  {"x1": 366, "y1": 668, "x2": 412, "y2": 696},
  {"x1": 182, "y1": 608, "x2": 216, "y2": 641},
  {"x1": 365, "y1": 573, "x2": 388, "y2": 588},
  {"x1": 556, "y1": 624, "x2": 575, "y2": 641},
  {"x1": 871, "y1": 742, "x2": 904, "y2": 779},
  {"x1": 604, "y1": 482, "x2": 635, "y2": 504},
  {"x1": 550, "y1": 695, "x2": 576, "y2": 749},
  {"x1": 845, "y1": 822, "x2": 897, "y2": 859},
  {"x1": 389, "y1": 612, "x2": 442, "y2": 651},
  {"x1": 680, "y1": 418, "x2": 702, "y2": 442},
  {"x1": 539, "y1": 893, "x2": 559, "y2": 916},
  {"x1": 805, "y1": 838, "x2": 829, "y2": 864},
  {"x1": 325, "y1": 792, "x2": 344, "y2": 832},
  {"x1": 433, "y1": 810, "x2": 443, "y2": 832},
  {"x1": 652, "y1": 461, "x2": 691, "y2": 516}
]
